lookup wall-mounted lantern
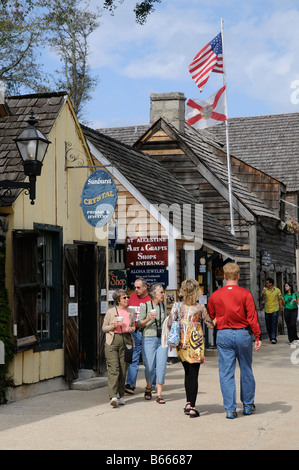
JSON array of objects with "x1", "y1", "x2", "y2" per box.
[{"x1": 0, "y1": 112, "x2": 51, "y2": 205}]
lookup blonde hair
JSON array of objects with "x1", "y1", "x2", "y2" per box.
[
  {"x1": 179, "y1": 279, "x2": 202, "y2": 306},
  {"x1": 223, "y1": 262, "x2": 240, "y2": 280}
]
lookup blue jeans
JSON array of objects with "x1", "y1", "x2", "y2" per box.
[
  {"x1": 126, "y1": 330, "x2": 142, "y2": 388},
  {"x1": 216, "y1": 329, "x2": 255, "y2": 412},
  {"x1": 265, "y1": 310, "x2": 279, "y2": 341},
  {"x1": 142, "y1": 336, "x2": 168, "y2": 385}
]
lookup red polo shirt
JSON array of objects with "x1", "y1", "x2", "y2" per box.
[
  {"x1": 128, "y1": 293, "x2": 151, "y2": 326},
  {"x1": 207, "y1": 285, "x2": 261, "y2": 340}
]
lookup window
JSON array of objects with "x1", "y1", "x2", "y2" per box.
[
  {"x1": 37, "y1": 234, "x2": 53, "y2": 339},
  {"x1": 35, "y1": 225, "x2": 62, "y2": 348}
]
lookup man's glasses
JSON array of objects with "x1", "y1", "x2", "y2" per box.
[{"x1": 121, "y1": 296, "x2": 129, "y2": 299}]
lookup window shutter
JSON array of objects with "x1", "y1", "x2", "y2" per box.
[{"x1": 12, "y1": 230, "x2": 39, "y2": 351}]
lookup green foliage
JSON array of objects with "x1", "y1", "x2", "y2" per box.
[
  {"x1": 0, "y1": 0, "x2": 50, "y2": 94},
  {"x1": 43, "y1": 0, "x2": 100, "y2": 117},
  {"x1": 133, "y1": 0, "x2": 161, "y2": 24},
  {"x1": 0, "y1": 0, "x2": 162, "y2": 112},
  {"x1": 103, "y1": 0, "x2": 161, "y2": 24}
]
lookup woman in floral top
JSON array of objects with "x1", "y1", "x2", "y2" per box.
[{"x1": 170, "y1": 279, "x2": 216, "y2": 418}]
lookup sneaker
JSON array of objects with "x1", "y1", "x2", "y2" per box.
[
  {"x1": 125, "y1": 384, "x2": 135, "y2": 394},
  {"x1": 118, "y1": 397, "x2": 126, "y2": 405},
  {"x1": 271, "y1": 339, "x2": 277, "y2": 344},
  {"x1": 243, "y1": 404, "x2": 256, "y2": 415},
  {"x1": 110, "y1": 397, "x2": 118, "y2": 407},
  {"x1": 226, "y1": 411, "x2": 238, "y2": 419}
]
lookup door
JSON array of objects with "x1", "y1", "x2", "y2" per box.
[
  {"x1": 78, "y1": 243, "x2": 97, "y2": 370},
  {"x1": 64, "y1": 243, "x2": 107, "y2": 379}
]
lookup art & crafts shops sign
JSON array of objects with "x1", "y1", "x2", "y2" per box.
[
  {"x1": 126, "y1": 236, "x2": 168, "y2": 267},
  {"x1": 81, "y1": 170, "x2": 117, "y2": 227}
]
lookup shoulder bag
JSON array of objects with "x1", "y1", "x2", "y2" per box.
[{"x1": 167, "y1": 302, "x2": 181, "y2": 347}]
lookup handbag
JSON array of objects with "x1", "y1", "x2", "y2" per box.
[
  {"x1": 167, "y1": 302, "x2": 181, "y2": 347},
  {"x1": 124, "y1": 343, "x2": 133, "y2": 363}
]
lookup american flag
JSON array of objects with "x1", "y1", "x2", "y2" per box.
[{"x1": 189, "y1": 33, "x2": 223, "y2": 92}]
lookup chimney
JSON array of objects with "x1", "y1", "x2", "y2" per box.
[{"x1": 150, "y1": 92, "x2": 186, "y2": 134}]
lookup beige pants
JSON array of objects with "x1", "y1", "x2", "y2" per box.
[{"x1": 105, "y1": 333, "x2": 131, "y2": 399}]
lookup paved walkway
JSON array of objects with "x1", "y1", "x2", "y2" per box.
[{"x1": 0, "y1": 335, "x2": 298, "y2": 451}]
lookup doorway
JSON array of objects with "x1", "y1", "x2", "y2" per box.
[
  {"x1": 78, "y1": 243, "x2": 97, "y2": 370},
  {"x1": 64, "y1": 243, "x2": 97, "y2": 381}
]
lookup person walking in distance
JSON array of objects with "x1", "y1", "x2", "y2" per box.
[
  {"x1": 125, "y1": 278, "x2": 151, "y2": 394},
  {"x1": 282, "y1": 283, "x2": 299, "y2": 345},
  {"x1": 261, "y1": 277, "x2": 283, "y2": 344},
  {"x1": 207, "y1": 263, "x2": 262, "y2": 419}
]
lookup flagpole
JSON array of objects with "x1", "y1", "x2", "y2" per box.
[{"x1": 221, "y1": 18, "x2": 235, "y2": 235}]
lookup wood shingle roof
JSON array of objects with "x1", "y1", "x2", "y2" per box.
[
  {"x1": 179, "y1": 122, "x2": 280, "y2": 221},
  {"x1": 209, "y1": 113, "x2": 299, "y2": 192},
  {"x1": 99, "y1": 125, "x2": 148, "y2": 147},
  {"x1": 99, "y1": 120, "x2": 280, "y2": 222},
  {"x1": 82, "y1": 124, "x2": 248, "y2": 259},
  {"x1": 0, "y1": 92, "x2": 67, "y2": 205}
]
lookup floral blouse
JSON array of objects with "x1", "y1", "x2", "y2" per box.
[{"x1": 172, "y1": 302, "x2": 214, "y2": 364}]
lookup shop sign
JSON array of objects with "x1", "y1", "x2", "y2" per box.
[
  {"x1": 109, "y1": 269, "x2": 127, "y2": 290},
  {"x1": 128, "y1": 267, "x2": 169, "y2": 288},
  {"x1": 81, "y1": 170, "x2": 117, "y2": 227},
  {"x1": 261, "y1": 249, "x2": 271, "y2": 266},
  {"x1": 126, "y1": 236, "x2": 168, "y2": 267}
]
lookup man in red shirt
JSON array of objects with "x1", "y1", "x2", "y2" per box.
[
  {"x1": 125, "y1": 278, "x2": 151, "y2": 394},
  {"x1": 207, "y1": 262, "x2": 262, "y2": 419}
]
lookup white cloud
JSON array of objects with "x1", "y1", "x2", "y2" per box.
[
  {"x1": 226, "y1": 8, "x2": 299, "y2": 112},
  {"x1": 85, "y1": 0, "x2": 299, "y2": 123}
]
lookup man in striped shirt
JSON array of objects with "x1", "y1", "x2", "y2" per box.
[{"x1": 261, "y1": 278, "x2": 283, "y2": 344}]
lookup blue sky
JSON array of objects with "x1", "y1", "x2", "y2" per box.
[{"x1": 52, "y1": 0, "x2": 299, "y2": 128}]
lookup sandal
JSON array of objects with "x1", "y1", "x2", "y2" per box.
[
  {"x1": 184, "y1": 402, "x2": 191, "y2": 414},
  {"x1": 144, "y1": 387, "x2": 152, "y2": 400},
  {"x1": 156, "y1": 395, "x2": 166, "y2": 404},
  {"x1": 189, "y1": 408, "x2": 200, "y2": 418}
]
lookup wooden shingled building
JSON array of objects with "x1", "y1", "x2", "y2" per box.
[
  {"x1": 99, "y1": 93, "x2": 297, "y2": 320},
  {"x1": 0, "y1": 92, "x2": 108, "y2": 399},
  {"x1": 82, "y1": 124, "x2": 247, "y2": 302}
]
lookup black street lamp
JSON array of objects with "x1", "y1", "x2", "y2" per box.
[{"x1": 0, "y1": 112, "x2": 51, "y2": 205}]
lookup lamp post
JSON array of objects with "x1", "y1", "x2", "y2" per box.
[{"x1": 0, "y1": 112, "x2": 51, "y2": 205}]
